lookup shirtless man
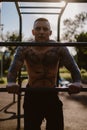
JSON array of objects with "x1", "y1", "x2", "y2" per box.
[{"x1": 7, "y1": 18, "x2": 82, "y2": 130}]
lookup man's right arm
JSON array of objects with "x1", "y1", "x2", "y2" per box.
[{"x1": 7, "y1": 47, "x2": 24, "y2": 94}]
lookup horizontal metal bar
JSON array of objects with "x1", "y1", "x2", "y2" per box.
[
  {"x1": 0, "y1": 42, "x2": 87, "y2": 47},
  {"x1": 19, "y1": 6, "x2": 62, "y2": 9},
  {"x1": 21, "y1": 12, "x2": 60, "y2": 15},
  {"x1": 0, "y1": 87, "x2": 87, "y2": 92}
]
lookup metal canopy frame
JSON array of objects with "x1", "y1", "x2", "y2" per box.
[
  {"x1": 2, "y1": 1, "x2": 69, "y2": 42},
  {"x1": 2, "y1": 0, "x2": 87, "y2": 42}
]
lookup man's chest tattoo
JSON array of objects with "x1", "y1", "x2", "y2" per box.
[{"x1": 25, "y1": 48, "x2": 59, "y2": 66}]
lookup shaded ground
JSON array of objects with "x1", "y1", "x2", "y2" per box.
[{"x1": 0, "y1": 83, "x2": 87, "y2": 130}]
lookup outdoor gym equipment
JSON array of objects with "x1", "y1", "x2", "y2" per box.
[{"x1": 1, "y1": 0, "x2": 87, "y2": 130}]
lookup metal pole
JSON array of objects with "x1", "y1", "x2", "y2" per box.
[
  {"x1": 0, "y1": 5, "x2": 1, "y2": 41},
  {"x1": 0, "y1": 41, "x2": 87, "y2": 46},
  {"x1": 0, "y1": 4, "x2": 4, "y2": 79},
  {"x1": 15, "y1": 2, "x2": 22, "y2": 130},
  {"x1": 1, "y1": 52, "x2": 3, "y2": 79},
  {"x1": 57, "y1": 2, "x2": 68, "y2": 41}
]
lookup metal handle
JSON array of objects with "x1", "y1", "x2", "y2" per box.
[{"x1": 0, "y1": 87, "x2": 87, "y2": 92}]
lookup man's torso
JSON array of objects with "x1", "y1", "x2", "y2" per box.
[{"x1": 24, "y1": 46, "x2": 60, "y2": 87}]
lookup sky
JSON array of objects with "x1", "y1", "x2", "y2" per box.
[{"x1": 0, "y1": 1, "x2": 87, "y2": 40}]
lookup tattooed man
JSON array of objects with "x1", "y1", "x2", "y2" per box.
[{"x1": 7, "y1": 18, "x2": 82, "y2": 130}]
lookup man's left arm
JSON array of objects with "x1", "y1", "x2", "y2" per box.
[{"x1": 60, "y1": 47, "x2": 82, "y2": 94}]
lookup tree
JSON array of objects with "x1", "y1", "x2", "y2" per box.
[
  {"x1": 62, "y1": 12, "x2": 87, "y2": 42},
  {"x1": 4, "y1": 31, "x2": 21, "y2": 55},
  {"x1": 61, "y1": 12, "x2": 87, "y2": 70},
  {"x1": 1, "y1": 31, "x2": 21, "y2": 73},
  {"x1": 75, "y1": 32, "x2": 87, "y2": 70}
]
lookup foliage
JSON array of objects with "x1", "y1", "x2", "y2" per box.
[
  {"x1": 0, "y1": 31, "x2": 21, "y2": 74},
  {"x1": 0, "y1": 50, "x2": 11, "y2": 74},
  {"x1": 75, "y1": 32, "x2": 87, "y2": 70},
  {"x1": 62, "y1": 12, "x2": 87, "y2": 42},
  {"x1": 62, "y1": 12, "x2": 87, "y2": 70},
  {"x1": 0, "y1": 78, "x2": 5, "y2": 84},
  {"x1": 4, "y1": 31, "x2": 21, "y2": 55}
]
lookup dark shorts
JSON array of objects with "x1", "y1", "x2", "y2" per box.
[{"x1": 23, "y1": 86, "x2": 64, "y2": 130}]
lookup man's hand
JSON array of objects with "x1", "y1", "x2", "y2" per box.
[
  {"x1": 68, "y1": 82, "x2": 82, "y2": 95},
  {"x1": 6, "y1": 83, "x2": 20, "y2": 94}
]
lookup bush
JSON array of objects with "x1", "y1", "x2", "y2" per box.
[{"x1": 0, "y1": 78, "x2": 5, "y2": 84}]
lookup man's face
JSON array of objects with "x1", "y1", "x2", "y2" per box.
[{"x1": 32, "y1": 21, "x2": 52, "y2": 42}]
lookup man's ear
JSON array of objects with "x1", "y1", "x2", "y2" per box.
[{"x1": 32, "y1": 29, "x2": 35, "y2": 36}]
